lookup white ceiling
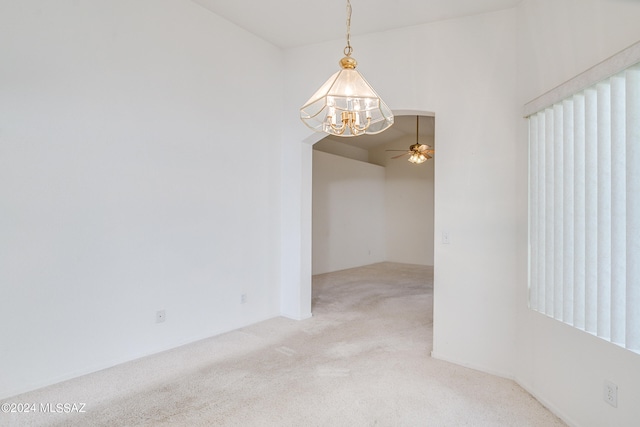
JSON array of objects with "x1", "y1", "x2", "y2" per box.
[{"x1": 191, "y1": 0, "x2": 522, "y2": 49}]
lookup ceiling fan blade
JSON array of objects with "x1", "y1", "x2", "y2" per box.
[
  {"x1": 426, "y1": 154, "x2": 432, "y2": 159},
  {"x1": 385, "y1": 150, "x2": 409, "y2": 152},
  {"x1": 418, "y1": 144, "x2": 429, "y2": 152},
  {"x1": 391, "y1": 152, "x2": 410, "y2": 159}
]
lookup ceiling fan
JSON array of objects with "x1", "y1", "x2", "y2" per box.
[{"x1": 386, "y1": 116, "x2": 434, "y2": 164}]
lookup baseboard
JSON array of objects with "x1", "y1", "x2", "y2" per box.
[
  {"x1": 430, "y1": 351, "x2": 515, "y2": 380},
  {"x1": 427, "y1": 352, "x2": 578, "y2": 427},
  {"x1": 280, "y1": 311, "x2": 313, "y2": 321},
  {"x1": 514, "y1": 377, "x2": 579, "y2": 427},
  {"x1": 1, "y1": 313, "x2": 280, "y2": 401}
]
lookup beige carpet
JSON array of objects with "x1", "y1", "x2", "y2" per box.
[{"x1": 1, "y1": 262, "x2": 565, "y2": 426}]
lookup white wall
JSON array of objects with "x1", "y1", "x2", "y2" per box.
[
  {"x1": 312, "y1": 151, "x2": 386, "y2": 275},
  {"x1": 284, "y1": 8, "x2": 519, "y2": 377},
  {"x1": 516, "y1": 1, "x2": 640, "y2": 425},
  {"x1": 370, "y1": 134, "x2": 435, "y2": 267},
  {"x1": 0, "y1": 0, "x2": 283, "y2": 399}
]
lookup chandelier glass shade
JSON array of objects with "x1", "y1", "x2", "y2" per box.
[{"x1": 299, "y1": 0, "x2": 393, "y2": 137}]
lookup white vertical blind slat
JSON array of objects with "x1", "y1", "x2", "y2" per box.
[
  {"x1": 529, "y1": 115, "x2": 539, "y2": 311},
  {"x1": 554, "y1": 104, "x2": 565, "y2": 320},
  {"x1": 537, "y1": 111, "x2": 547, "y2": 313},
  {"x1": 610, "y1": 73, "x2": 626, "y2": 345},
  {"x1": 538, "y1": 112, "x2": 547, "y2": 314},
  {"x1": 573, "y1": 94, "x2": 586, "y2": 329},
  {"x1": 545, "y1": 108, "x2": 555, "y2": 316},
  {"x1": 626, "y1": 65, "x2": 640, "y2": 351},
  {"x1": 597, "y1": 81, "x2": 612, "y2": 339},
  {"x1": 563, "y1": 99, "x2": 575, "y2": 323},
  {"x1": 584, "y1": 88, "x2": 598, "y2": 334}
]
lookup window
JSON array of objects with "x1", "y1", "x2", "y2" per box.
[{"x1": 525, "y1": 43, "x2": 640, "y2": 353}]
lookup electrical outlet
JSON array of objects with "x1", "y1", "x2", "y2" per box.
[
  {"x1": 156, "y1": 309, "x2": 166, "y2": 323},
  {"x1": 604, "y1": 380, "x2": 617, "y2": 408},
  {"x1": 442, "y1": 231, "x2": 450, "y2": 244},
  {"x1": 241, "y1": 294, "x2": 247, "y2": 304}
]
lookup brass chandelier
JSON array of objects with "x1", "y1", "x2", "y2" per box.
[{"x1": 299, "y1": 0, "x2": 394, "y2": 137}]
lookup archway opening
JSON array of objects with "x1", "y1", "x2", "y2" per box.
[{"x1": 306, "y1": 112, "x2": 436, "y2": 350}]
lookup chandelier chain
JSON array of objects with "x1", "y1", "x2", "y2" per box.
[{"x1": 344, "y1": 0, "x2": 353, "y2": 57}]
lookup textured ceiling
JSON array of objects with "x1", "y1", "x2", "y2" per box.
[{"x1": 191, "y1": 0, "x2": 522, "y2": 49}]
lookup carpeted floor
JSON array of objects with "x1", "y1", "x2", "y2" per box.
[{"x1": 1, "y1": 262, "x2": 565, "y2": 426}]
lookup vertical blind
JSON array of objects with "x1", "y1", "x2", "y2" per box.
[{"x1": 528, "y1": 63, "x2": 640, "y2": 352}]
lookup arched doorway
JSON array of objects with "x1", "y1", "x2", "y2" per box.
[
  {"x1": 293, "y1": 109, "x2": 436, "y2": 317},
  {"x1": 300, "y1": 110, "x2": 435, "y2": 314},
  {"x1": 311, "y1": 114, "x2": 435, "y2": 275}
]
